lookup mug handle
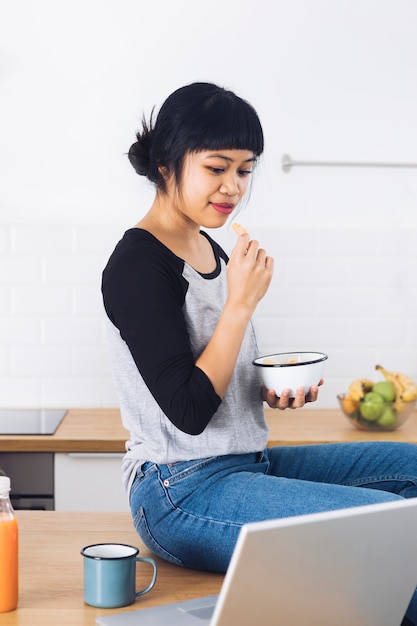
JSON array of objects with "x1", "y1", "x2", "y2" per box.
[{"x1": 135, "y1": 557, "x2": 157, "y2": 597}]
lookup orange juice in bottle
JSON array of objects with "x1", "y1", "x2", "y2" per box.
[{"x1": 0, "y1": 476, "x2": 18, "y2": 613}]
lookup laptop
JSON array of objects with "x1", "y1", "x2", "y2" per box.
[{"x1": 96, "y1": 498, "x2": 417, "y2": 626}]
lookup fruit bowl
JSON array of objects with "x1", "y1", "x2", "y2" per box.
[{"x1": 337, "y1": 393, "x2": 416, "y2": 431}]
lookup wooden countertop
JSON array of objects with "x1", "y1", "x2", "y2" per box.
[
  {"x1": 2, "y1": 511, "x2": 222, "y2": 626},
  {"x1": 0, "y1": 409, "x2": 129, "y2": 452},
  {"x1": 1, "y1": 407, "x2": 417, "y2": 453},
  {"x1": 265, "y1": 407, "x2": 417, "y2": 446}
]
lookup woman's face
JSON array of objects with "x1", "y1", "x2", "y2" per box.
[{"x1": 168, "y1": 149, "x2": 256, "y2": 229}]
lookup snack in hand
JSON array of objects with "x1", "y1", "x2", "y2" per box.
[{"x1": 232, "y1": 223, "x2": 248, "y2": 236}]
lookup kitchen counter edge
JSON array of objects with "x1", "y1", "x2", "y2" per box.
[{"x1": 0, "y1": 408, "x2": 128, "y2": 452}]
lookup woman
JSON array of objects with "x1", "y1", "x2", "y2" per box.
[{"x1": 102, "y1": 82, "x2": 417, "y2": 624}]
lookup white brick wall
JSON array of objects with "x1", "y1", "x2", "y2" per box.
[
  {"x1": 1, "y1": 223, "x2": 416, "y2": 409},
  {"x1": 0, "y1": 224, "x2": 118, "y2": 408}
]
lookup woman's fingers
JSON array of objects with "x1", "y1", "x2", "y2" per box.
[{"x1": 262, "y1": 381, "x2": 323, "y2": 410}]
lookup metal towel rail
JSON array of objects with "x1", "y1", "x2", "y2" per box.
[{"x1": 282, "y1": 154, "x2": 417, "y2": 173}]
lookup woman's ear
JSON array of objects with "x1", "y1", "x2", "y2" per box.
[
  {"x1": 158, "y1": 165, "x2": 177, "y2": 196},
  {"x1": 157, "y1": 165, "x2": 169, "y2": 180}
]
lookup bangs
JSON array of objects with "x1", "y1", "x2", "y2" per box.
[{"x1": 185, "y1": 93, "x2": 264, "y2": 156}]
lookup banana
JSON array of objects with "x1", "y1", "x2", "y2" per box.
[
  {"x1": 375, "y1": 365, "x2": 405, "y2": 399},
  {"x1": 400, "y1": 383, "x2": 417, "y2": 402},
  {"x1": 375, "y1": 365, "x2": 417, "y2": 402},
  {"x1": 396, "y1": 372, "x2": 417, "y2": 401},
  {"x1": 348, "y1": 378, "x2": 374, "y2": 401},
  {"x1": 393, "y1": 397, "x2": 407, "y2": 413}
]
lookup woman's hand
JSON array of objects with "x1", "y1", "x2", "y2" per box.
[
  {"x1": 226, "y1": 233, "x2": 274, "y2": 314},
  {"x1": 262, "y1": 379, "x2": 324, "y2": 410},
  {"x1": 195, "y1": 230, "x2": 273, "y2": 399}
]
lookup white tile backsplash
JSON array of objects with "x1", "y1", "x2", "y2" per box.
[
  {"x1": 13, "y1": 285, "x2": 71, "y2": 315},
  {"x1": 40, "y1": 377, "x2": 105, "y2": 407},
  {"x1": 0, "y1": 348, "x2": 9, "y2": 376},
  {"x1": 11, "y1": 346, "x2": 72, "y2": 377},
  {"x1": 72, "y1": 347, "x2": 112, "y2": 377},
  {"x1": 12, "y1": 225, "x2": 73, "y2": 254},
  {"x1": 0, "y1": 286, "x2": 11, "y2": 315},
  {"x1": 315, "y1": 287, "x2": 377, "y2": 317},
  {"x1": 0, "y1": 227, "x2": 10, "y2": 252},
  {"x1": 43, "y1": 254, "x2": 104, "y2": 285},
  {"x1": 1, "y1": 223, "x2": 417, "y2": 409},
  {"x1": 0, "y1": 377, "x2": 41, "y2": 407},
  {"x1": 0, "y1": 316, "x2": 42, "y2": 345},
  {"x1": 73, "y1": 285, "x2": 105, "y2": 315},
  {"x1": 0, "y1": 256, "x2": 42, "y2": 283},
  {"x1": 42, "y1": 316, "x2": 103, "y2": 346}
]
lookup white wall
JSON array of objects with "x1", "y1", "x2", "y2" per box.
[{"x1": 1, "y1": 0, "x2": 416, "y2": 409}]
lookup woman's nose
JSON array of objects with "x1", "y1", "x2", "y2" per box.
[{"x1": 219, "y1": 175, "x2": 239, "y2": 196}]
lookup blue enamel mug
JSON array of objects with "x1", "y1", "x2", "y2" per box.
[{"x1": 81, "y1": 543, "x2": 157, "y2": 608}]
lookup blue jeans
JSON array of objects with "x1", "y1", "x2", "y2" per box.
[{"x1": 130, "y1": 442, "x2": 417, "y2": 623}]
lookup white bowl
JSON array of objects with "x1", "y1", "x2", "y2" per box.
[{"x1": 252, "y1": 351, "x2": 328, "y2": 397}]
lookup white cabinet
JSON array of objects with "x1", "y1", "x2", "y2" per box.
[{"x1": 54, "y1": 453, "x2": 130, "y2": 512}]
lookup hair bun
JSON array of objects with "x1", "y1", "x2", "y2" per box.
[
  {"x1": 128, "y1": 137, "x2": 151, "y2": 176},
  {"x1": 128, "y1": 117, "x2": 154, "y2": 177}
]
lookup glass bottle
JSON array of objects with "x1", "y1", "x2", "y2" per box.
[{"x1": 0, "y1": 476, "x2": 18, "y2": 613}]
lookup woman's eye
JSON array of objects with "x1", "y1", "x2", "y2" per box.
[{"x1": 206, "y1": 166, "x2": 252, "y2": 176}]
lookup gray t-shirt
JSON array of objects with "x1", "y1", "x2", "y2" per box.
[{"x1": 102, "y1": 229, "x2": 269, "y2": 494}]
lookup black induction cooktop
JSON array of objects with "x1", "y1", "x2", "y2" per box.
[{"x1": 0, "y1": 409, "x2": 68, "y2": 435}]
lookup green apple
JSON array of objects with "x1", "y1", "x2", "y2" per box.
[
  {"x1": 372, "y1": 381, "x2": 396, "y2": 403},
  {"x1": 377, "y1": 406, "x2": 397, "y2": 429},
  {"x1": 360, "y1": 392, "x2": 385, "y2": 421}
]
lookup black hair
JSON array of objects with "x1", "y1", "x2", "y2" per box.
[{"x1": 128, "y1": 82, "x2": 264, "y2": 193}]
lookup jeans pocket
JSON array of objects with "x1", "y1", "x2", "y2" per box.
[{"x1": 134, "y1": 506, "x2": 185, "y2": 567}]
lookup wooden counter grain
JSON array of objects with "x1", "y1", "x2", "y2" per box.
[
  {"x1": 0, "y1": 409, "x2": 128, "y2": 452},
  {"x1": 0, "y1": 511, "x2": 222, "y2": 626},
  {"x1": 2, "y1": 407, "x2": 417, "y2": 453},
  {"x1": 265, "y1": 407, "x2": 417, "y2": 447}
]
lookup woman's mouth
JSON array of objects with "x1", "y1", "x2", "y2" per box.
[{"x1": 211, "y1": 202, "x2": 235, "y2": 215}]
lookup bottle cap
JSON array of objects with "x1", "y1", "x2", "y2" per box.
[{"x1": 0, "y1": 476, "x2": 11, "y2": 493}]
